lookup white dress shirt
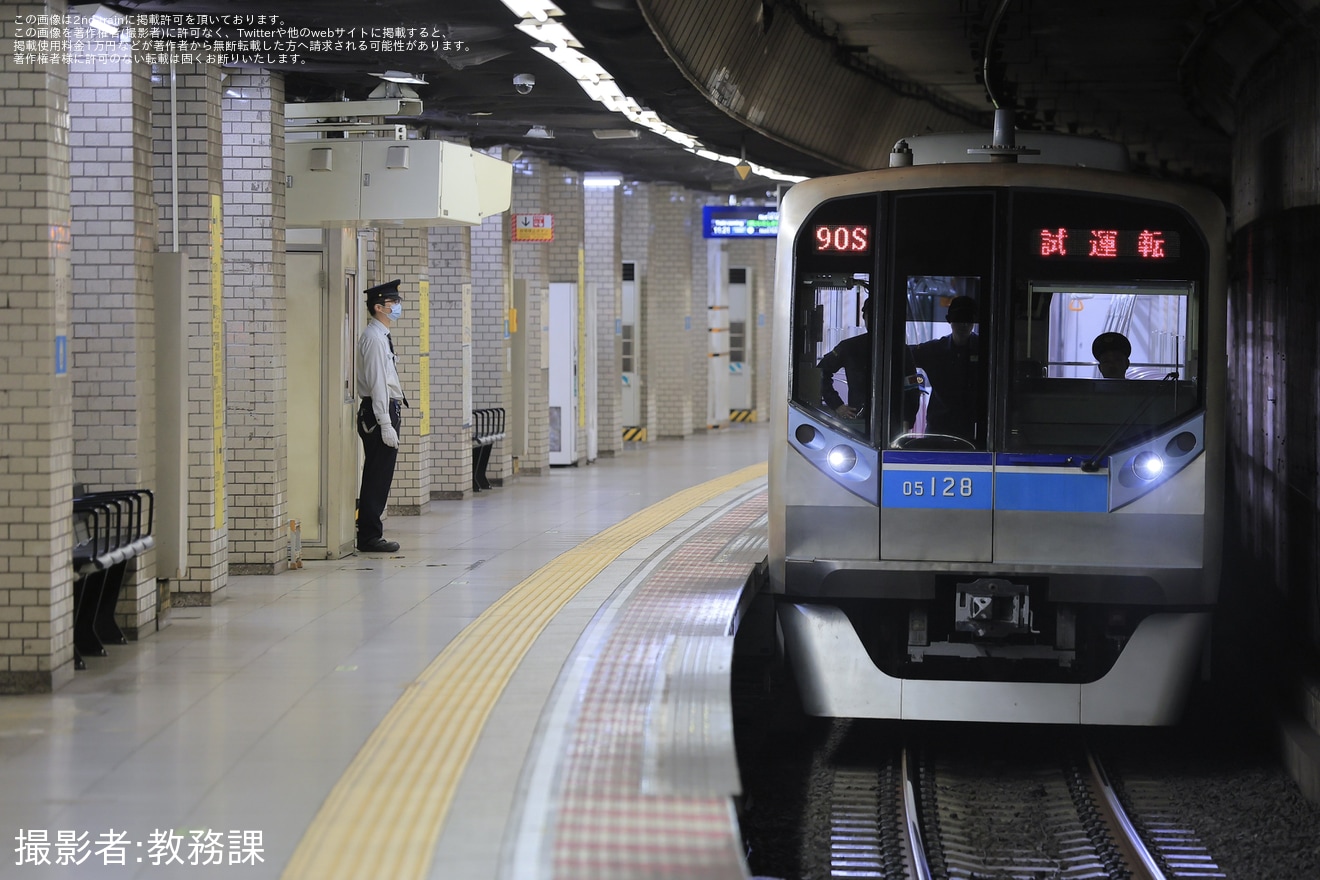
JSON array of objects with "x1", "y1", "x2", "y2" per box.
[{"x1": 356, "y1": 318, "x2": 403, "y2": 429}]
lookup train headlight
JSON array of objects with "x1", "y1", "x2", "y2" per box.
[
  {"x1": 1132, "y1": 450, "x2": 1164, "y2": 481},
  {"x1": 827, "y1": 445, "x2": 857, "y2": 474}
]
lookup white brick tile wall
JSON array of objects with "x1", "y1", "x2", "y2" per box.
[
  {"x1": 151, "y1": 65, "x2": 228, "y2": 603},
  {"x1": 585, "y1": 186, "x2": 622, "y2": 456},
  {"x1": 222, "y1": 71, "x2": 288, "y2": 574},
  {"x1": 68, "y1": 57, "x2": 158, "y2": 637},
  {"x1": 428, "y1": 224, "x2": 473, "y2": 499},
  {"x1": 0, "y1": 0, "x2": 76, "y2": 691},
  {"x1": 379, "y1": 227, "x2": 431, "y2": 514},
  {"x1": 511, "y1": 157, "x2": 550, "y2": 475}
]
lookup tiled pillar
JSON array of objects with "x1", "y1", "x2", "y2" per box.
[
  {"x1": 511, "y1": 156, "x2": 550, "y2": 475},
  {"x1": 621, "y1": 184, "x2": 656, "y2": 437},
  {"x1": 379, "y1": 227, "x2": 431, "y2": 514},
  {"x1": 152, "y1": 64, "x2": 228, "y2": 604},
  {"x1": 68, "y1": 58, "x2": 158, "y2": 637},
  {"x1": 547, "y1": 167, "x2": 586, "y2": 463},
  {"x1": 646, "y1": 184, "x2": 695, "y2": 439},
  {"x1": 471, "y1": 194, "x2": 512, "y2": 485},
  {"x1": 585, "y1": 184, "x2": 622, "y2": 457},
  {"x1": 0, "y1": 2, "x2": 76, "y2": 692},
  {"x1": 222, "y1": 70, "x2": 287, "y2": 574},
  {"x1": 428, "y1": 225, "x2": 473, "y2": 500}
]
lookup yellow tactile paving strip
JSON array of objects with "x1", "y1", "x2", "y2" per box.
[{"x1": 281, "y1": 462, "x2": 767, "y2": 880}]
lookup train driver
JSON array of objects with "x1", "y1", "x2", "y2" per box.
[
  {"x1": 1092, "y1": 331, "x2": 1132, "y2": 379},
  {"x1": 909, "y1": 295, "x2": 983, "y2": 441},
  {"x1": 818, "y1": 296, "x2": 873, "y2": 419}
]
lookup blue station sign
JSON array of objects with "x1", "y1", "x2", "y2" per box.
[{"x1": 702, "y1": 205, "x2": 779, "y2": 239}]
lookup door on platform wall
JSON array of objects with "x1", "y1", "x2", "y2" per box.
[
  {"x1": 620, "y1": 261, "x2": 640, "y2": 427},
  {"x1": 727, "y1": 266, "x2": 753, "y2": 412},
  {"x1": 707, "y1": 244, "x2": 730, "y2": 428},
  {"x1": 286, "y1": 236, "x2": 360, "y2": 558},
  {"x1": 548, "y1": 281, "x2": 578, "y2": 466},
  {"x1": 287, "y1": 249, "x2": 326, "y2": 547}
]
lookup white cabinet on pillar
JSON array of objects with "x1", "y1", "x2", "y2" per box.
[
  {"x1": 548, "y1": 282, "x2": 578, "y2": 466},
  {"x1": 620, "y1": 261, "x2": 640, "y2": 427},
  {"x1": 707, "y1": 244, "x2": 730, "y2": 429},
  {"x1": 728, "y1": 266, "x2": 753, "y2": 412}
]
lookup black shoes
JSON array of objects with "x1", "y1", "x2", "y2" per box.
[{"x1": 357, "y1": 537, "x2": 400, "y2": 553}]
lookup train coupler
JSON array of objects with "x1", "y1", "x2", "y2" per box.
[{"x1": 954, "y1": 578, "x2": 1035, "y2": 638}]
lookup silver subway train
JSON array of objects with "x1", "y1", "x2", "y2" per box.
[{"x1": 768, "y1": 119, "x2": 1227, "y2": 725}]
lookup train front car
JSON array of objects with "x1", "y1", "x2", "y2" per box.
[{"x1": 768, "y1": 136, "x2": 1226, "y2": 725}]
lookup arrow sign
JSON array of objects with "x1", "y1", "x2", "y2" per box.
[{"x1": 512, "y1": 213, "x2": 554, "y2": 241}]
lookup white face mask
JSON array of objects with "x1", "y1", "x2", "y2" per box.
[{"x1": 388, "y1": 302, "x2": 402, "y2": 320}]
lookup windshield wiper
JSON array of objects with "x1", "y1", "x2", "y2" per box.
[{"x1": 1080, "y1": 372, "x2": 1180, "y2": 472}]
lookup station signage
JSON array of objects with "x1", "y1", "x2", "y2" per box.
[
  {"x1": 512, "y1": 213, "x2": 554, "y2": 242},
  {"x1": 702, "y1": 205, "x2": 779, "y2": 239}
]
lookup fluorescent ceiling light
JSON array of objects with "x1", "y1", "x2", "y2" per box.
[
  {"x1": 525, "y1": 125, "x2": 554, "y2": 139},
  {"x1": 592, "y1": 129, "x2": 639, "y2": 140},
  {"x1": 503, "y1": 0, "x2": 564, "y2": 22},
  {"x1": 503, "y1": 0, "x2": 804, "y2": 183},
  {"x1": 583, "y1": 175, "x2": 622, "y2": 187},
  {"x1": 75, "y1": 4, "x2": 122, "y2": 35},
  {"x1": 371, "y1": 71, "x2": 427, "y2": 85}
]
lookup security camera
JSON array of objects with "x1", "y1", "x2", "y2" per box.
[{"x1": 513, "y1": 73, "x2": 535, "y2": 95}]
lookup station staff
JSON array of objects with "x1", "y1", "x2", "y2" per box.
[{"x1": 356, "y1": 279, "x2": 408, "y2": 554}]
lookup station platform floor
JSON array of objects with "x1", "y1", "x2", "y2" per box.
[{"x1": 1, "y1": 423, "x2": 771, "y2": 879}]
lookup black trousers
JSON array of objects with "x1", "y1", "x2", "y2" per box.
[{"x1": 357, "y1": 398, "x2": 401, "y2": 543}]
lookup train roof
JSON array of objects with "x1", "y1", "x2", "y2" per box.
[{"x1": 892, "y1": 130, "x2": 1130, "y2": 172}]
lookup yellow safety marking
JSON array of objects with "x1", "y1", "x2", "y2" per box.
[
  {"x1": 282, "y1": 461, "x2": 768, "y2": 880},
  {"x1": 729, "y1": 409, "x2": 757, "y2": 423},
  {"x1": 622, "y1": 426, "x2": 648, "y2": 442}
]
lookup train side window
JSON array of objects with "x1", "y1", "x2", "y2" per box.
[{"x1": 1007, "y1": 282, "x2": 1201, "y2": 451}]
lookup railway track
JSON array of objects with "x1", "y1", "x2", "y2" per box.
[{"x1": 802, "y1": 724, "x2": 1226, "y2": 880}]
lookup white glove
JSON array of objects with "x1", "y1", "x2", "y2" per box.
[{"x1": 379, "y1": 424, "x2": 399, "y2": 448}]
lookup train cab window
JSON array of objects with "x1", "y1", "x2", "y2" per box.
[
  {"x1": 1007, "y1": 283, "x2": 1201, "y2": 451},
  {"x1": 792, "y1": 275, "x2": 873, "y2": 441},
  {"x1": 790, "y1": 194, "x2": 879, "y2": 442},
  {"x1": 883, "y1": 191, "x2": 996, "y2": 451},
  {"x1": 893, "y1": 278, "x2": 987, "y2": 450}
]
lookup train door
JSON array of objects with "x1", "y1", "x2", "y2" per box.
[
  {"x1": 880, "y1": 192, "x2": 996, "y2": 563},
  {"x1": 727, "y1": 266, "x2": 752, "y2": 413},
  {"x1": 286, "y1": 248, "x2": 325, "y2": 547},
  {"x1": 620, "y1": 261, "x2": 640, "y2": 427},
  {"x1": 548, "y1": 281, "x2": 578, "y2": 465}
]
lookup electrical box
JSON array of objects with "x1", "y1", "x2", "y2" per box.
[{"x1": 287, "y1": 140, "x2": 512, "y2": 228}]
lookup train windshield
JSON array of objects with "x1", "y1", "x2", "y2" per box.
[
  {"x1": 788, "y1": 188, "x2": 1207, "y2": 456},
  {"x1": 1006, "y1": 282, "x2": 1201, "y2": 452}
]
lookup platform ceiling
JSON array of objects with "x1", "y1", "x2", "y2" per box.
[{"x1": 111, "y1": 0, "x2": 1318, "y2": 198}]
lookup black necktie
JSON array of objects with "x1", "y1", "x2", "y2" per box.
[{"x1": 386, "y1": 333, "x2": 409, "y2": 408}]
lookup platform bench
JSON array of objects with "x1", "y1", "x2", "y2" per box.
[
  {"x1": 472, "y1": 408, "x2": 505, "y2": 492},
  {"x1": 71, "y1": 487, "x2": 154, "y2": 670}
]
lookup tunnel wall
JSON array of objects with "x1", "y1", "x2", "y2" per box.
[{"x1": 1227, "y1": 31, "x2": 1320, "y2": 669}]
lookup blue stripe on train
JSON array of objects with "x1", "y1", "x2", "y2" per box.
[{"x1": 994, "y1": 471, "x2": 1109, "y2": 512}]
